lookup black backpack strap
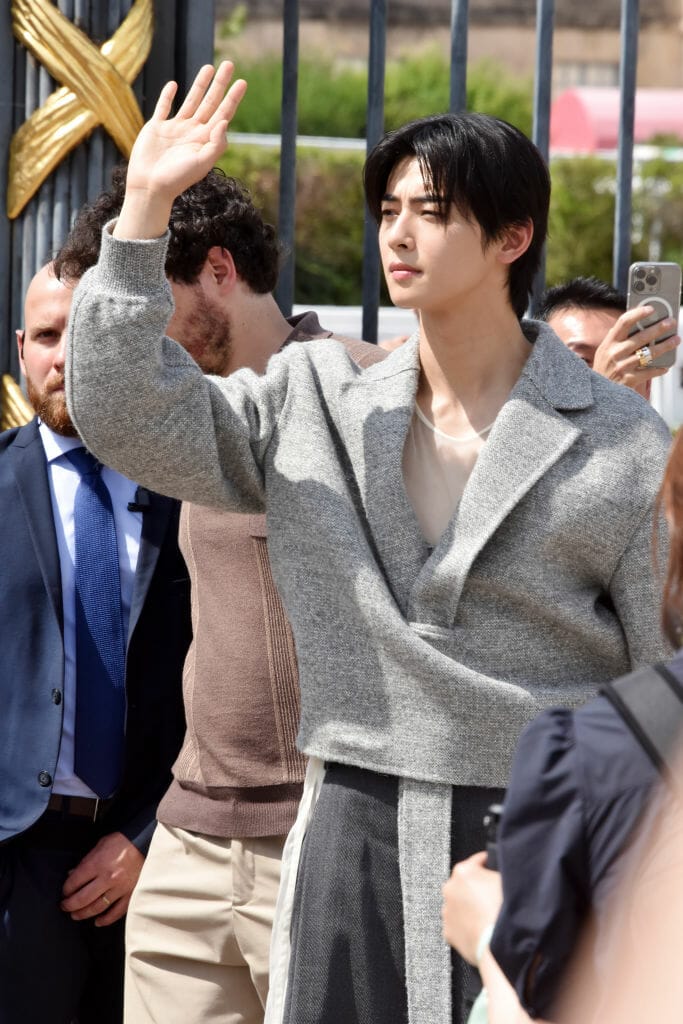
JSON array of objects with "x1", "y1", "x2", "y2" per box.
[{"x1": 601, "y1": 664, "x2": 683, "y2": 784}]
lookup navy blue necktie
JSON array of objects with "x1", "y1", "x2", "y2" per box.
[{"x1": 65, "y1": 447, "x2": 126, "y2": 798}]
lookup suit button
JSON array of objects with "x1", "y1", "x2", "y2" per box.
[
  {"x1": 52, "y1": 689, "x2": 62, "y2": 705},
  {"x1": 38, "y1": 771, "x2": 52, "y2": 787}
]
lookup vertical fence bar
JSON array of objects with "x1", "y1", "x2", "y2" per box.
[
  {"x1": 0, "y1": 0, "x2": 16, "y2": 373},
  {"x1": 613, "y1": 0, "x2": 639, "y2": 293},
  {"x1": 449, "y1": 0, "x2": 469, "y2": 113},
  {"x1": 274, "y1": 0, "x2": 299, "y2": 316},
  {"x1": 2, "y1": 0, "x2": 214, "y2": 383},
  {"x1": 361, "y1": 0, "x2": 387, "y2": 344},
  {"x1": 9, "y1": 25, "x2": 26, "y2": 376},
  {"x1": 529, "y1": 0, "x2": 555, "y2": 312}
]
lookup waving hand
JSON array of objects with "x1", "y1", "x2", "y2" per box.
[{"x1": 115, "y1": 61, "x2": 247, "y2": 240}]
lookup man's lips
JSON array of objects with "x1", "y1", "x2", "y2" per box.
[{"x1": 389, "y1": 262, "x2": 420, "y2": 281}]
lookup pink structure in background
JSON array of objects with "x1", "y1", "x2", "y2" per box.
[{"x1": 550, "y1": 87, "x2": 683, "y2": 153}]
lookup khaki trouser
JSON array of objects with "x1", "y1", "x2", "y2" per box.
[{"x1": 124, "y1": 823, "x2": 286, "y2": 1024}]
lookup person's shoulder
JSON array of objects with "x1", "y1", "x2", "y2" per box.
[
  {"x1": 281, "y1": 334, "x2": 388, "y2": 377},
  {"x1": 331, "y1": 335, "x2": 388, "y2": 369},
  {"x1": 0, "y1": 422, "x2": 33, "y2": 457},
  {"x1": 589, "y1": 368, "x2": 670, "y2": 435}
]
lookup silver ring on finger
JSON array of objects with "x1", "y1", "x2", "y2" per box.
[{"x1": 636, "y1": 345, "x2": 653, "y2": 369}]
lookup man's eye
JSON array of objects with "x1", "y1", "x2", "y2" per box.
[{"x1": 380, "y1": 208, "x2": 397, "y2": 218}]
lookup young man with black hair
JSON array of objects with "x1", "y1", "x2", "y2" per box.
[
  {"x1": 65, "y1": 64, "x2": 671, "y2": 1024},
  {"x1": 56, "y1": 164, "x2": 381, "y2": 1024},
  {"x1": 537, "y1": 275, "x2": 680, "y2": 398}
]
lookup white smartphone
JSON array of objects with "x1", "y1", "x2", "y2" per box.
[{"x1": 626, "y1": 261, "x2": 681, "y2": 370}]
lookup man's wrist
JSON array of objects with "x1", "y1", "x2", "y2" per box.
[
  {"x1": 113, "y1": 190, "x2": 173, "y2": 241},
  {"x1": 476, "y1": 923, "x2": 496, "y2": 967}
]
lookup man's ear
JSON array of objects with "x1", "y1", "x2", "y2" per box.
[
  {"x1": 497, "y1": 221, "x2": 534, "y2": 265},
  {"x1": 16, "y1": 329, "x2": 25, "y2": 372},
  {"x1": 204, "y1": 246, "x2": 238, "y2": 292}
]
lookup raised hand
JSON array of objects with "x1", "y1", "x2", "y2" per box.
[
  {"x1": 592, "y1": 306, "x2": 680, "y2": 398},
  {"x1": 115, "y1": 61, "x2": 247, "y2": 241}
]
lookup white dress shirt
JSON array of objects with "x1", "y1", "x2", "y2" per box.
[{"x1": 39, "y1": 423, "x2": 142, "y2": 797}]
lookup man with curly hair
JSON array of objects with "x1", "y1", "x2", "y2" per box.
[{"x1": 56, "y1": 165, "x2": 382, "y2": 1024}]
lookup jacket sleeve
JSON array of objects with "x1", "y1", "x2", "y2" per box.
[
  {"x1": 65, "y1": 225, "x2": 290, "y2": 512},
  {"x1": 608, "y1": 499, "x2": 672, "y2": 668},
  {"x1": 490, "y1": 709, "x2": 589, "y2": 1018}
]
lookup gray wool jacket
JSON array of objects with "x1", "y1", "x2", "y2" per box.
[{"x1": 66, "y1": 225, "x2": 672, "y2": 1024}]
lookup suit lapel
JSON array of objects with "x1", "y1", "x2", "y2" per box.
[
  {"x1": 339, "y1": 335, "x2": 430, "y2": 613},
  {"x1": 411, "y1": 324, "x2": 594, "y2": 624},
  {"x1": 127, "y1": 491, "x2": 174, "y2": 641},
  {"x1": 9, "y1": 419, "x2": 63, "y2": 629}
]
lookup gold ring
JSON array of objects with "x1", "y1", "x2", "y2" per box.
[
  {"x1": 101, "y1": 893, "x2": 111, "y2": 907},
  {"x1": 636, "y1": 345, "x2": 653, "y2": 369}
]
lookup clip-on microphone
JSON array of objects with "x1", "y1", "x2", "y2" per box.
[{"x1": 128, "y1": 486, "x2": 151, "y2": 513}]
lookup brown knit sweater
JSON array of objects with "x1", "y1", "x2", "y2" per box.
[{"x1": 157, "y1": 313, "x2": 384, "y2": 837}]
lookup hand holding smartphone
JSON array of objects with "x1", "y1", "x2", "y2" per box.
[{"x1": 627, "y1": 262, "x2": 682, "y2": 370}]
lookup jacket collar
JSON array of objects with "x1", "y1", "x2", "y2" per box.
[{"x1": 340, "y1": 321, "x2": 593, "y2": 620}]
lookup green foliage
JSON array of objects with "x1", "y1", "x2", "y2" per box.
[
  {"x1": 217, "y1": 3, "x2": 247, "y2": 41},
  {"x1": 228, "y1": 53, "x2": 533, "y2": 138},
  {"x1": 633, "y1": 155, "x2": 683, "y2": 268},
  {"x1": 546, "y1": 155, "x2": 683, "y2": 288},
  {"x1": 546, "y1": 157, "x2": 617, "y2": 286},
  {"x1": 466, "y1": 60, "x2": 533, "y2": 137},
  {"x1": 219, "y1": 47, "x2": 683, "y2": 302},
  {"x1": 219, "y1": 146, "x2": 367, "y2": 305}
]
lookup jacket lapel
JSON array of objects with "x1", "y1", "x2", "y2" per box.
[
  {"x1": 410, "y1": 323, "x2": 594, "y2": 624},
  {"x1": 9, "y1": 419, "x2": 63, "y2": 629},
  {"x1": 127, "y1": 490, "x2": 174, "y2": 641},
  {"x1": 339, "y1": 335, "x2": 430, "y2": 614}
]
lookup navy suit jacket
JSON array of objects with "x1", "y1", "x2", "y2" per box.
[{"x1": 0, "y1": 419, "x2": 192, "y2": 851}]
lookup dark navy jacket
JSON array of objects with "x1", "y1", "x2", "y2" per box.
[
  {"x1": 0, "y1": 419, "x2": 192, "y2": 851},
  {"x1": 490, "y1": 652, "x2": 683, "y2": 1017}
]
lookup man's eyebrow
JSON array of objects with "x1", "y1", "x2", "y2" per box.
[
  {"x1": 28, "y1": 322, "x2": 60, "y2": 335},
  {"x1": 381, "y1": 192, "x2": 442, "y2": 203}
]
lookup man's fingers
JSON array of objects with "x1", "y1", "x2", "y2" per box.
[
  {"x1": 208, "y1": 78, "x2": 248, "y2": 132},
  {"x1": 175, "y1": 64, "x2": 219, "y2": 120},
  {"x1": 176, "y1": 62, "x2": 235, "y2": 122},
  {"x1": 95, "y1": 893, "x2": 130, "y2": 927},
  {"x1": 68, "y1": 891, "x2": 124, "y2": 924},
  {"x1": 194, "y1": 61, "x2": 238, "y2": 124},
  {"x1": 61, "y1": 877, "x2": 105, "y2": 912},
  {"x1": 631, "y1": 333, "x2": 680, "y2": 370},
  {"x1": 632, "y1": 318, "x2": 678, "y2": 347},
  {"x1": 152, "y1": 80, "x2": 178, "y2": 122},
  {"x1": 61, "y1": 862, "x2": 94, "y2": 898}
]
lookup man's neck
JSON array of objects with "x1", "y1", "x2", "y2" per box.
[
  {"x1": 224, "y1": 291, "x2": 293, "y2": 377},
  {"x1": 416, "y1": 299, "x2": 532, "y2": 437}
]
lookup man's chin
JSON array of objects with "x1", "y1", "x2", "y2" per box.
[{"x1": 29, "y1": 390, "x2": 79, "y2": 438}]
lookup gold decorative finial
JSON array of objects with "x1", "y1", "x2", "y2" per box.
[
  {"x1": 1, "y1": 374, "x2": 34, "y2": 430},
  {"x1": 8, "y1": 0, "x2": 153, "y2": 220}
]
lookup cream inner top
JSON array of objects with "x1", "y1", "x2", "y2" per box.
[{"x1": 402, "y1": 403, "x2": 494, "y2": 546}]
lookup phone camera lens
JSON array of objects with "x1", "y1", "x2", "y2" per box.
[
  {"x1": 646, "y1": 274, "x2": 658, "y2": 287},
  {"x1": 635, "y1": 267, "x2": 646, "y2": 279},
  {"x1": 633, "y1": 280, "x2": 645, "y2": 292}
]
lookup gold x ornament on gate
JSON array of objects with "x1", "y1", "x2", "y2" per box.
[{"x1": 8, "y1": 0, "x2": 153, "y2": 219}]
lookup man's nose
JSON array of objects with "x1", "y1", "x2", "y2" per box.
[
  {"x1": 387, "y1": 213, "x2": 414, "y2": 249},
  {"x1": 53, "y1": 334, "x2": 67, "y2": 368}
]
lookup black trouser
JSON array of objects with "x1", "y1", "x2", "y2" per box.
[
  {"x1": 283, "y1": 764, "x2": 504, "y2": 1024},
  {"x1": 0, "y1": 811, "x2": 125, "y2": 1024}
]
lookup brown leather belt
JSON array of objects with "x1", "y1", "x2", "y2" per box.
[{"x1": 47, "y1": 793, "x2": 113, "y2": 822}]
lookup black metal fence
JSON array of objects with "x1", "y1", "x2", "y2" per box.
[
  {"x1": 1, "y1": 0, "x2": 643, "y2": 368},
  {"x1": 273, "y1": 0, "x2": 642, "y2": 341},
  {"x1": 0, "y1": 0, "x2": 215, "y2": 380}
]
